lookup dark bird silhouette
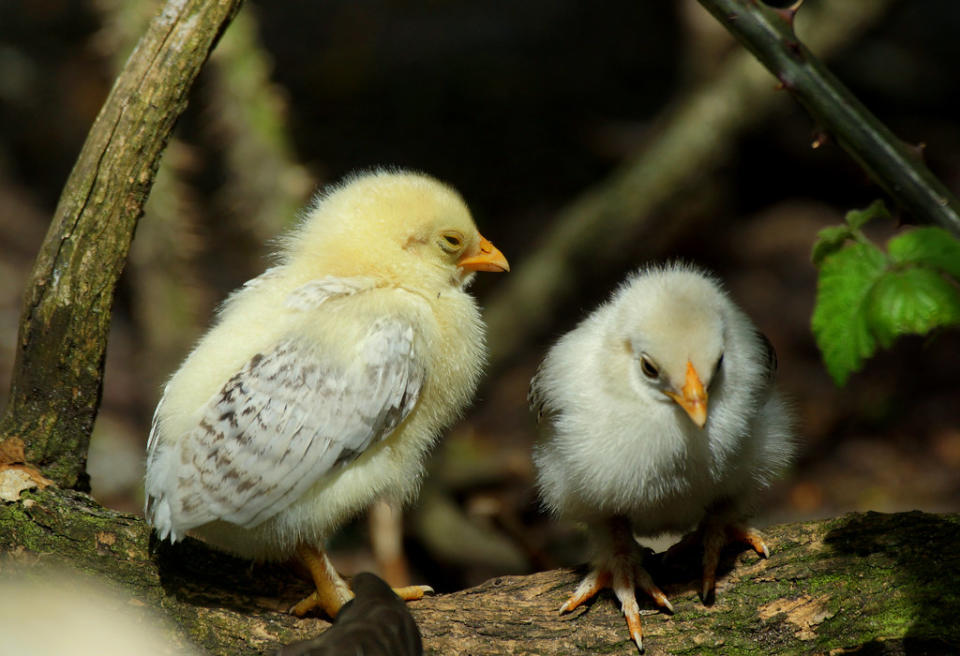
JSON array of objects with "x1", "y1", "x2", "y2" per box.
[{"x1": 277, "y1": 572, "x2": 423, "y2": 656}]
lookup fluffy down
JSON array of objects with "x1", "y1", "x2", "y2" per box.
[
  {"x1": 530, "y1": 261, "x2": 794, "y2": 652},
  {"x1": 145, "y1": 169, "x2": 507, "y2": 563},
  {"x1": 532, "y1": 262, "x2": 793, "y2": 530}
]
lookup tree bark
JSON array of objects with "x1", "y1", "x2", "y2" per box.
[
  {"x1": 0, "y1": 0, "x2": 243, "y2": 489},
  {"x1": 2, "y1": 486, "x2": 958, "y2": 655}
]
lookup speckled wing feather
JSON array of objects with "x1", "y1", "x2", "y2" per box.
[{"x1": 146, "y1": 300, "x2": 423, "y2": 540}]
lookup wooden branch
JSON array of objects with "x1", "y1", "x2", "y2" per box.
[
  {"x1": 0, "y1": 0, "x2": 244, "y2": 488},
  {"x1": 482, "y1": 0, "x2": 893, "y2": 371},
  {"x1": 2, "y1": 486, "x2": 958, "y2": 655},
  {"x1": 697, "y1": 0, "x2": 960, "y2": 238}
]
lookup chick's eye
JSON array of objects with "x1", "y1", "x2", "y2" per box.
[
  {"x1": 439, "y1": 231, "x2": 463, "y2": 253},
  {"x1": 639, "y1": 356, "x2": 660, "y2": 379}
]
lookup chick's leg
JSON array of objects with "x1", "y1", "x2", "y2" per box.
[
  {"x1": 367, "y1": 500, "x2": 434, "y2": 601},
  {"x1": 700, "y1": 522, "x2": 769, "y2": 603},
  {"x1": 290, "y1": 543, "x2": 354, "y2": 618},
  {"x1": 665, "y1": 513, "x2": 770, "y2": 604},
  {"x1": 290, "y1": 543, "x2": 434, "y2": 618},
  {"x1": 560, "y1": 517, "x2": 672, "y2": 653}
]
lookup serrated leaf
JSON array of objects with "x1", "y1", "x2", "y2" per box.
[
  {"x1": 811, "y1": 225, "x2": 854, "y2": 267},
  {"x1": 811, "y1": 242, "x2": 888, "y2": 385},
  {"x1": 887, "y1": 226, "x2": 960, "y2": 280},
  {"x1": 844, "y1": 199, "x2": 890, "y2": 230},
  {"x1": 867, "y1": 267, "x2": 960, "y2": 348}
]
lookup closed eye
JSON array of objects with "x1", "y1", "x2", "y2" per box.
[{"x1": 439, "y1": 230, "x2": 464, "y2": 253}]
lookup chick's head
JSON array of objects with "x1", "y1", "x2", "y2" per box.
[
  {"x1": 282, "y1": 169, "x2": 508, "y2": 291},
  {"x1": 614, "y1": 265, "x2": 727, "y2": 428}
]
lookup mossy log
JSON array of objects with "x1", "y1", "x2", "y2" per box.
[{"x1": 1, "y1": 486, "x2": 958, "y2": 655}]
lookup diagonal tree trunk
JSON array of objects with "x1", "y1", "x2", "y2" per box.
[{"x1": 0, "y1": 0, "x2": 244, "y2": 489}]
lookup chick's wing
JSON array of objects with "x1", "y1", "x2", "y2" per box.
[{"x1": 149, "y1": 314, "x2": 424, "y2": 535}]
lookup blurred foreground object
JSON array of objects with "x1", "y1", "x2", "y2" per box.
[
  {"x1": 531, "y1": 263, "x2": 795, "y2": 651},
  {"x1": 0, "y1": 567, "x2": 198, "y2": 656},
  {"x1": 144, "y1": 170, "x2": 509, "y2": 618},
  {"x1": 277, "y1": 572, "x2": 422, "y2": 656}
]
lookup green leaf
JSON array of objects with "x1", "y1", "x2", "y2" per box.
[
  {"x1": 844, "y1": 199, "x2": 890, "y2": 230},
  {"x1": 811, "y1": 225, "x2": 853, "y2": 268},
  {"x1": 867, "y1": 267, "x2": 960, "y2": 349},
  {"x1": 887, "y1": 226, "x2": 960, "y2": 280},
  {"x1": 811, "y1": 242, "x2": 888, "y2": 385}
]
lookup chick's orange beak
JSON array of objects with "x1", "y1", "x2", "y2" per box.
[
  {"x1": 457, "y1": 235, "x2": 509, "y2": 272},
  {"x1": 666, "y1": 360, "x2": 708, "y2": 429}
]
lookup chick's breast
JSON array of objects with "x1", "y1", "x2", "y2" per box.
[{"x1": 532, "y1": 312, "x2": 688, "y2": 522}]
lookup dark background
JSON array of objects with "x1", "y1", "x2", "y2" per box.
[{"x1": 2, "y1": 0, "x2": 959, "y2": 591}]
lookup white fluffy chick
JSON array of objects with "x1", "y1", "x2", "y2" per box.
[
  {"x1": 530, "y1": 262, "x2": 794, "y2": 652},
  {"x1": 145, "y1": 169, "x2": 508, "y2": 618}
]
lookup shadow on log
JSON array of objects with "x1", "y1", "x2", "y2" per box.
[{"x1": 2, "y1": 487, "x2": 959, "y2": 655}]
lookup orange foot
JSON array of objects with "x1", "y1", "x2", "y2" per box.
[
  {"x1": 290, "y1": 543, "x2": 433, "y2": 618},
  {"x1": 559, "y1": 518, "x2": 672, "y2": 653},
  {"x1": 665, "y1": 521, "x2": 770, "y2": 604}
]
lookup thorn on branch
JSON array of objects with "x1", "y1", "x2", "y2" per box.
[
  {"x1": 907, "y1": 142, "x2": 928, "y2": 162},
  {"x1": 772, "y1": 6, "x2": 799, "y2": 28},
  {"x1": 776, "y1": 73, "x2": 795, "y2": 92},
  {"x1": 784, "y1": 39, "x2": 805, "y2": 61},
  {"x1": 811, "y1": 131, "x2": 829, "y2": 150}
]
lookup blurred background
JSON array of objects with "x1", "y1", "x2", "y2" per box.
[{"x1": 1, "y1": 0, "x2": 959, "y2": 593}]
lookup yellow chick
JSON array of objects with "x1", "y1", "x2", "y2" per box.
[{"x1": 144, "y1": 169, "x2": 509, "y2": 617}]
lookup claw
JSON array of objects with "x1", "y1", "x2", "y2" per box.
[
  {"x1": 559, "y1": 569, "x2": 611, "y2": 614},
  {"x1": 289, "y1": 590, "x2": 322, "y2": 617},
  {"x1": 700, "y1": 522, "x2": 726, "y2": 604},
  {"x1": 392, "y1": 584, "x2": 433, "y2": 601},
  {"x1": 623, "y1": 601, "x2": 645, "y2": 653},
  {"x1": 695, "y1": 523, "x2": 771, "y2": 605},
  {"x1": 635, "y1": 566, "x2": 673, "y2": 614},
  {"x1": 700, "y1": 574, "x2": 716, "y2": 606},
  {"x1": 728, "y1": 525, "x2": 770, "y2": 558},
  {"x1": 611, "y1": 564, "x2": 645, "y2": 653}
]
